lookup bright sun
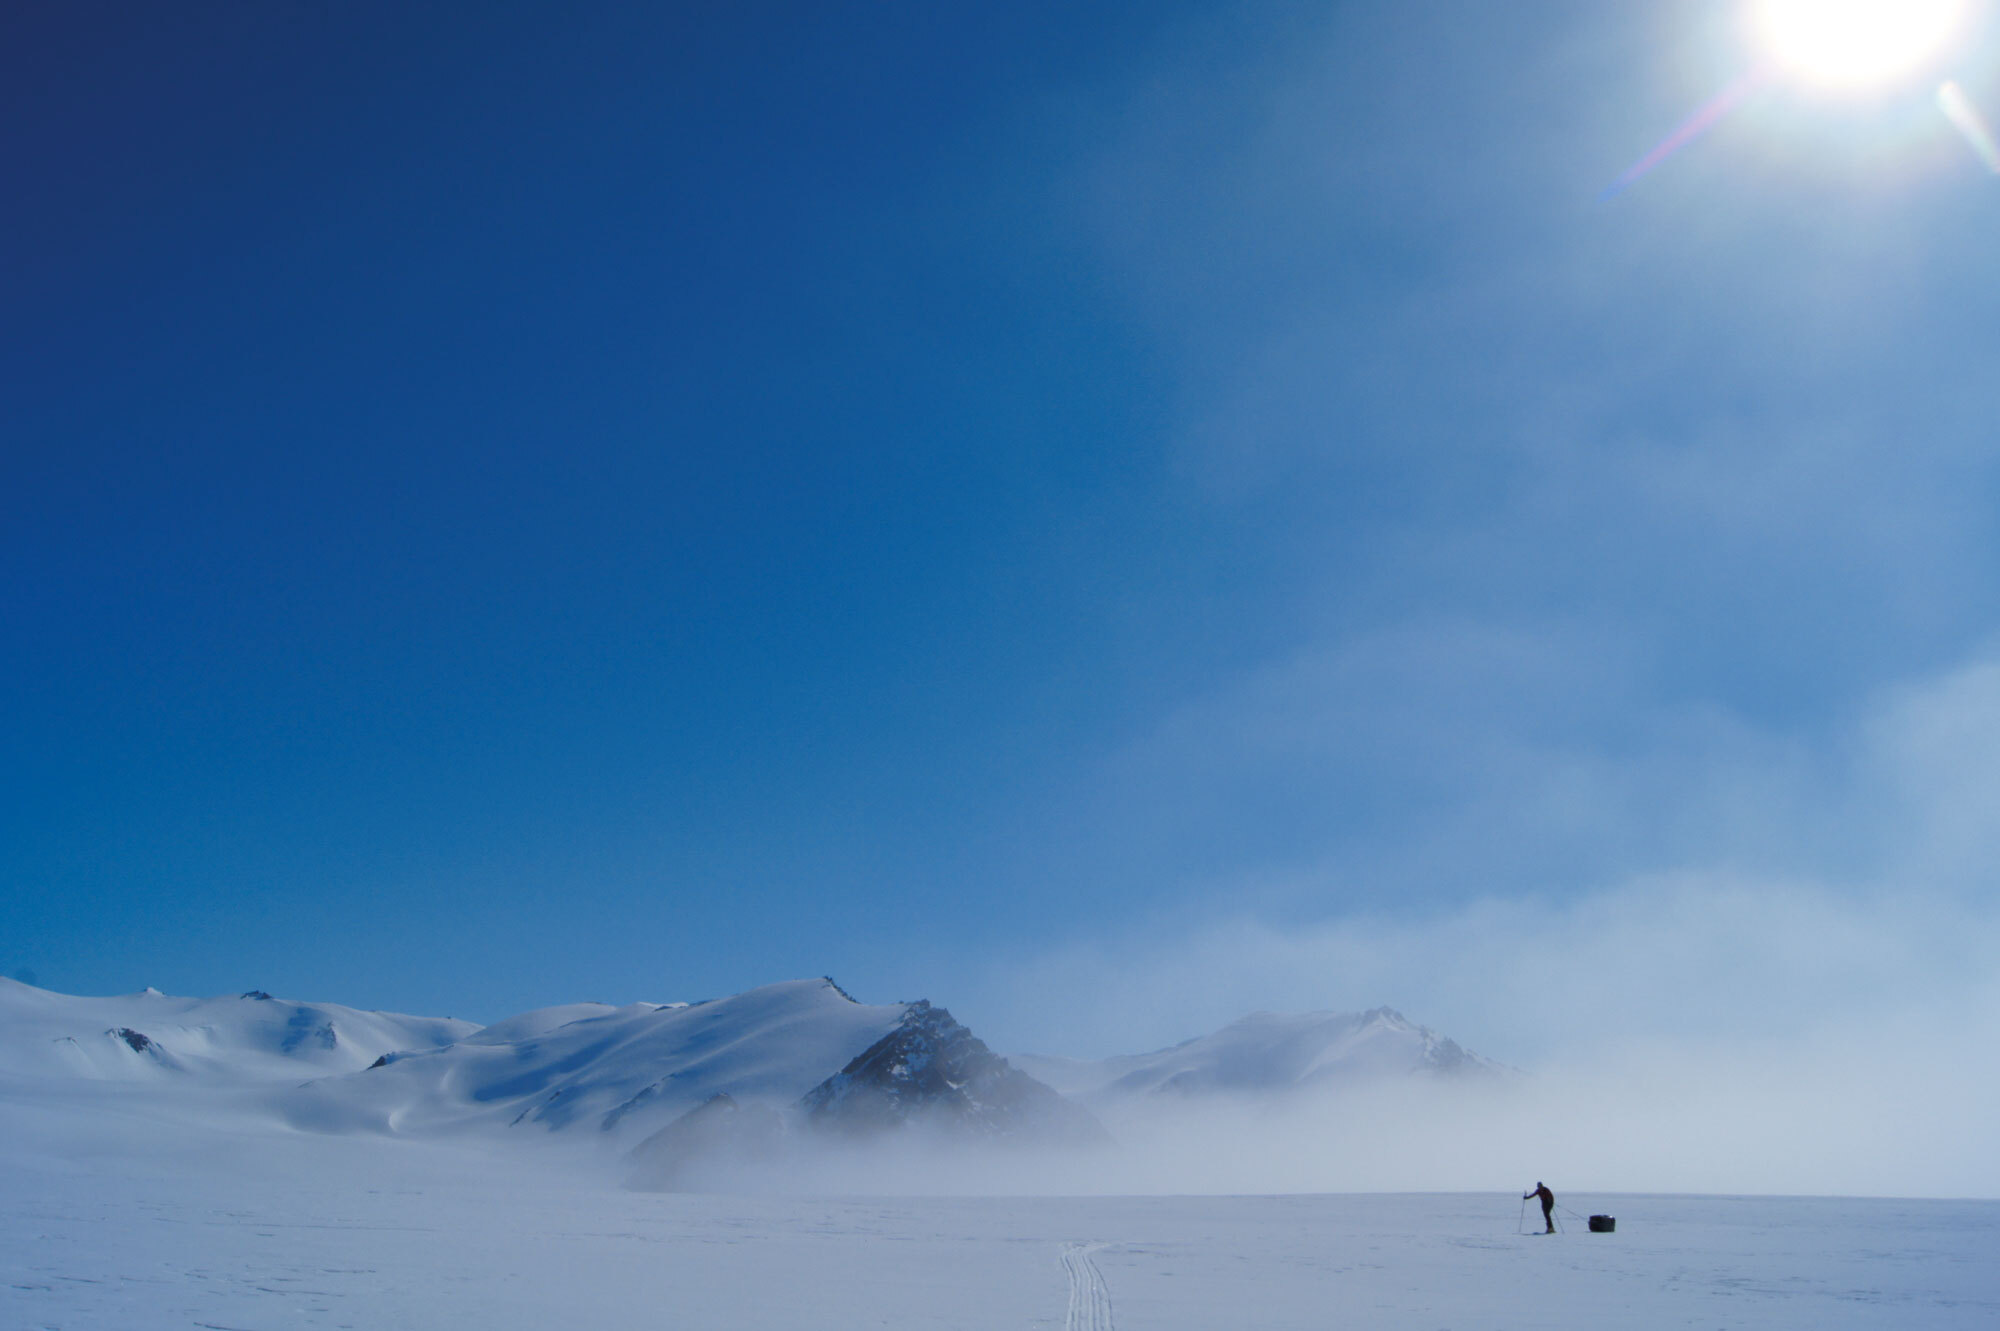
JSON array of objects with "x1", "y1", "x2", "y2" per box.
[{"x1": 1751, "y1": 0, "x2": 1971, "y2": 89}]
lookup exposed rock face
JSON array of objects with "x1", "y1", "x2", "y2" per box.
[
  {"x1": 279, "y1": 1007, "x2": 339, "y2": 1054},
  {"x1": 113, "y1": 1027, "x2": 153, "y2": 1053},
  {"x1": 799, "y1": 1002, "x2": 1106, "y2": 1144}
]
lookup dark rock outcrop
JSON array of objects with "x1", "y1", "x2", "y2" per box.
[
  {"x1": 799, "y1": 1002, "x2": 1106, "y2": 1144},
  {"x1": 280, "y1": 1007, "x2": 339, "y2": 1053}
]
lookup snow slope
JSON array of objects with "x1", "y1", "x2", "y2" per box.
[
  {"x1": 1015, "y1": 1006, "x2": 1505, "y2": 1108},
  {"x1": 0, "y1": 978, "x2": 1510, "y2": 1162},
  {"x1": 3, "y1": 1085, "x2": 1993, "y2": 1331},
  {"x1": 0, "y1": 976, "x2": 1116, "y2": 1160},
  {"x1": 0, "y1": 976, "x2": 474, "y2": 1082},
  {"x1": 280, "y1": 976, "x2": 910, "y2": 1143}
]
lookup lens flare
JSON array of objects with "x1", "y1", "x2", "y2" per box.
[
  {"x1": 1939, "y1": 81, "x2": 2000, "y2": 171},
  {"x1": 1751, "y1": 0, "x2": 1970, "y2": 90},
  {"x1": 1603, "y1": 66, "x2": 1773, "y2": 199}
]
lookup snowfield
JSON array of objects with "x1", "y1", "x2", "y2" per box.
[
  {"x1": 3, "y1": 1082, "x2": 1995, "y2": 1330},
  {"x1": 0, "y1": 981, "x2": 473, "y2": 1083},
  {"x1": 3, "y1": 977, "x2": 1995, "y2": 1328}
]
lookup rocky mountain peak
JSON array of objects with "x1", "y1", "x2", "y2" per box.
[{"x1": 799, "y1": 1001, "x2": 1105, "y2": 1144}]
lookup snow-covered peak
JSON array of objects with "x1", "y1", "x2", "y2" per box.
[
  {"x1": 628, "y1": 1000, "x2": 1107, "y2": 1189},
  {"x1": 0, "y1": 979, "x2": 475, "y2": 1082},
  {"x1": 1014, "y1": 1006, "x2": 1504, "y2": 1107},
  {"x1": 800, "y1": 1001, "x2": 1105, "y2": 1144},
  {"x1": 282, "y1": 977, "x2": 908, "y2": 1142},
  {"x1": 459, "y1": 1002, "x2": 629, "y2": 1047}
]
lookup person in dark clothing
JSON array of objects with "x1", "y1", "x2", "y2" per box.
[{"x1": 1524, "y1": 1182, "x2": 1555, "y2": 1234}]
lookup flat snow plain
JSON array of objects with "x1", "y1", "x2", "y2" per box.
[{"x1": 5, "y1": 1085, "x2": 1994, "y2": 1330}]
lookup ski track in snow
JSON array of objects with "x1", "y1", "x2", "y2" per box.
[{"x1": 1061, "y1": 1242, "x2": 1114, "y2": 1331}]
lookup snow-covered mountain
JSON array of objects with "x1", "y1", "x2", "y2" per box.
[
  {"x1": 0, "y1": 976, "x2": 474, "y2": 1082},
  {"x1": 282, "y1": 977, "x2": 910, "y2": 1143},
  {"x1": 801, "y1": 1001, "x2": 1106, "y2": 1143},
  {"x1": 1014, "y1": 1007, "x2": 1506, "y2": 1109},
  {"x1": 0, "y1": 976, "x2": 1501, "y2": 1190},
  {"x1": 0, "y1": 975, "x2": 1101, "y2": 1159},
  {"x1": 628, "y1": 1000, "x2": 1107, "y2": 1189}
]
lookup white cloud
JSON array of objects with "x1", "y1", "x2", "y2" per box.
[
  {"x1": 905, "y1": 3, "x2": 2000, "y2": 1197},
  {"x1": 993, "y1": 872, "x2": 1996, "y2": 1064},
  {"x1": 953, "y1": 650, "x2": 2000, "y2": 1195}
]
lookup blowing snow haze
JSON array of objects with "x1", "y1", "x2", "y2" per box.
[
  {"x1": 7, "y1": 968, "x2": 1987, "y2": 1198},
  {"x1": 0, "y1": 974, "x2": 1537, "y2": 1194}
]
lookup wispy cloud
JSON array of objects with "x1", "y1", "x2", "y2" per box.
[
  {"x1": 950, "y1": 650, "x2": 2000, "y2": 1194},
  {"x1": 991, "y1": 865, "x2": 1999, "y2": 1064},
  {"x1": 807, "y1": 5, "x2": 2000, "y2": 1197}
]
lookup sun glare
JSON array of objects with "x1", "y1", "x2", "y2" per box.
[{"x1": 1751, "y1": 0, "x2": 1971, "y2": 89}]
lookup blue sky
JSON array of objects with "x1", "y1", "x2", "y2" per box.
[{"x1": 7, "y1": 3, "x2": 2000, "y2": 1061}]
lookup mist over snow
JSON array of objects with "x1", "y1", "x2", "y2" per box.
[
  {"x1": 4, "y1": 958, "x2": 1994, "y2": 1199},
  {"x1": 8, "y1": 651, "x2": 2000, "y2": 1196},
  {"x1": 933, "y1": 649, "x2": 2000, "y2": 1199}
]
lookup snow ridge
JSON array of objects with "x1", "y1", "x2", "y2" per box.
[
  {"x1": 1015, "y1": 1005, "x2": 1507, "y2": 1107},
  {"x1": 0, "y1": 977, "x2": 473, "y2": 1082},
  {"x1": 282, "y1": 977, "x2": 906, "y2": 1142}
]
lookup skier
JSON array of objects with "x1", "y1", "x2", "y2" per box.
[{"x1": 1524, "y1": 1181, "x2": 1555, "y2": 1234}]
